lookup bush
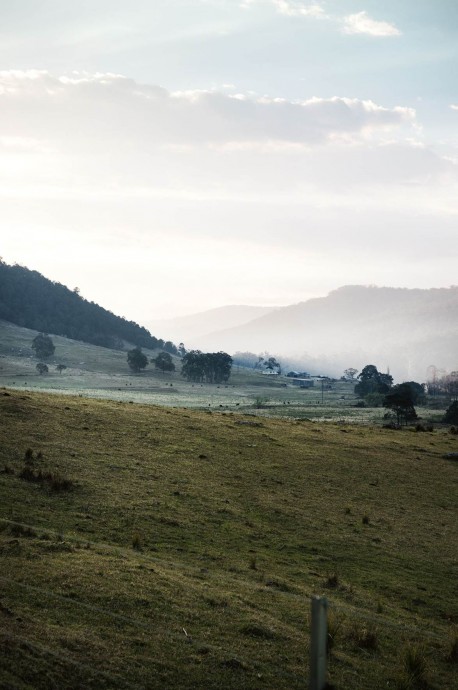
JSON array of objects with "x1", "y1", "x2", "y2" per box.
[{"x1": 444, "y1": 400, "x2": 458, "y2": 425}]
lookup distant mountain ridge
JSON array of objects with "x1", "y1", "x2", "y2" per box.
[
  {"x1": 147, "y1": 305, "x2": 276, "y2": 344},
  {"x1": 0, "y1": 261, "x2": 171, "y2": 351},
  {"x1": 189, "y1": 286, "x2": 458, "y2": 381}
]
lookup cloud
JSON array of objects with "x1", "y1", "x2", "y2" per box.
[
  {"x1": 271, "y1": 1, "x2": 326, "y2": 18},
  {"x1": 341, "y1": 11, "x2": 401, "y2": 37},
  {"x1": 450, "y1": 104, "x2": 458, "y2": 111},
  {"x1": 0, "y1": 70, "x2": 416, "y2": 151},
  {"x1": 240, "y1": 2, "x2": 401, "y2": 38}
]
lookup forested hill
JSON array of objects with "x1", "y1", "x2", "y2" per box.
[{"x1": 0, "y1": 262, "x2": 173, "y2": 351}]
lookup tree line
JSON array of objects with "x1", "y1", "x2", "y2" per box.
[{"x1": 0, "y1": 261, "x2": 177, "y2": 353}]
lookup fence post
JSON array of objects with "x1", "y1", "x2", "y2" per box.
[{"x1": 309, "y1": 595, "x2": 328, "y2": 690}]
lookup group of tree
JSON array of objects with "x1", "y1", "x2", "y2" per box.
[
  {"x1": 32, "y1": 333, "x2": 55, "y2": 359},
  {"x1": 354, "y1": 365, "x2": 393, "y2": 397},
  {"x1": 0, "y1": 260, "x2": 178, "y2": 353},
  {"x1": 127, "y1": 348, "x2": 176, "y2": 373},
  {"x1": 232, "y1": 351, "x2": 281, "y2": 374},
  {"x1": 426, "y1": 367, "x2": 458, "y2": 399},
  {"x1": 181, "y1": 350, "x2": 232, "y2": 383}
]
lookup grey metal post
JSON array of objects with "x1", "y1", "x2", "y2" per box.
[{"x1": 309, "y1": 595, "x2": 328, "y2": 690}]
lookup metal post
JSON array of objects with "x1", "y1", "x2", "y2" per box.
[{"x1": 309, "y1": 595, "x2": 328, "y2": 690}]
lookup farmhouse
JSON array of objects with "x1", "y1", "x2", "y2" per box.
[{"x1": 291, "y1": 378, "x2": 315, "y2": 388}]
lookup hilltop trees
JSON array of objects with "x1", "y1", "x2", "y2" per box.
[
  {"x1": 181, "y1": 350, "x2": 232, "y2": 384},
  {"x1": 127, "y1": 347, "x2": 148, "y2": 373},
  {"x1": 32, "y1": 333, "x2": 55, "y2": 359},
  {"x1": 0, "y1": 261, "x2": 176, "y2": 352}
]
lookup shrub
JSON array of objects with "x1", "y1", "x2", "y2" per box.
[
  {"x1": 444, "y1": 400, "x2": 458, "y2": 425},
  {"x1": 132, "y1": 532, "x2": 143, "y2": 550},
  {"x1": 349, "y1": 625, "x2": 378, "y2": 651},
  {"x1": 398, "y1": 643, "x2": 428, "y2": 688},
  {"x1": 325, "y1": 573, "x2": 339, "y2": 589}
]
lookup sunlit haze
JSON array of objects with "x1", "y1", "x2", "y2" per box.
[{"x1": 1, "y1": 0, "x2": 457, "y2": 322}]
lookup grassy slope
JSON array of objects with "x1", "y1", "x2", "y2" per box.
[{"x1": 0, "y1": 389, "x2": 457, "y2": 689}]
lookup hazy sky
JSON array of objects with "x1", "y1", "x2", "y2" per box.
[{"x1": 1, "y1": 0, "x2": 457, "y2": 323}]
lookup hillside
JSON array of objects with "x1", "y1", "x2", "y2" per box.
[
  {"x1": 195, "y1": 286, "x2": 458, "y2": 382},
  {"x1": 1, "y1": 390, "x2": 457, "y2": 689},
  {"x1": 146, "y1": 305, "x2": 276, "y2": 346},
  {"x1": 0, "y1": 261, "x2": 174, "y2": 352}
]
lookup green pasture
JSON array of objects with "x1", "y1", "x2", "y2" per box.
[{"x1": 0, "y1": 387, "x2": 457, "y2": 689}]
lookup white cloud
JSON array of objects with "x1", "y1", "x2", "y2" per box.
[
  {"x1": 272, "y1": 1, "x2": 326, "y2": 18},
  {"x1": 450, "y1": 104, "x2": 458, "y2": 111},
  {"x1": 342, "y1": 11, "x2": 401, "y2": 37},
  {"x1": 0, "y1": 71, "x2": 416, "y2": 150}
]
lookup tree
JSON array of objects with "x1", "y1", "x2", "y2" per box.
[
  {"x1": 181, "y1": 350, "x2": 232, "y2": 383},
  {"x1": 443, "y1": 400, "x2": 458, "y2": 425},
  {"x1": 152, "y1": 351, "x2": 176, "y2": 372},
  {"x1": 32, "y1": 333, "x2": 55, "y2": 359},
  {"x1": 355, "y1": 365, "x2": 393, "y2": 398},
  {"x1": 163, "y1": 341, "x2": 178, "y2": 356},
  {"x1": 402, "y1": 381, "x2": 426, "y2": 405},
  {"x1": 264, "y1": 356, "x2": 281, "y2": 374},
  {"x1": 178, "y1": 343, "x2": 187, "y2": 358},
  {"x1": 36, "y1": 362, "x2": 49, "y2": 375},
  {"x1": 56, "y1": 364, "x2": 67, "y2": 375},
  {"x1": 344, "y1": 368, "x2": 358, "y2": 381},
  {"x1": 127, "y1": 347, "x2": 148, "y2": 373},
  {"x1": 383, "y1": 383, "x2": 418, "y2": 426}
]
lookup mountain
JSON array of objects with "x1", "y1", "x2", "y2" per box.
[
  {"x1": 146, "y1": 305, "x2": 276, "y2": 345},
  {"x1": 0, "y1": 261, "x2": 174, "y2": 352},
  {"x1": 191, "y1": 286, "x2": 458, "y2": 382}
]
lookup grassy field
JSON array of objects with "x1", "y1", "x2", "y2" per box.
[
  {"x1": 0, "y1": 320, "x2": 448, "y2": 425},
  {"x1": 1, "y1": 387, "x2": 457, "y2": 689}
]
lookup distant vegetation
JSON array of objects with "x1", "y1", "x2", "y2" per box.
[
  {"x1": 0, "y1": 260, "x2": 176, "y2": 352},
  {"x1": 181, "y1": 350, "x2": 233, "y2": 383},
  {"x1": 127, "y1": 346, "x2": 149, "y2": 372},
  {"x1": 31, "y1": 333, "x2": 55, "y2": 359}
]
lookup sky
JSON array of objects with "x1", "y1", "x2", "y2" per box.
[{"x1": 1, "y1": 0, "x2": 457, "y2": 324}]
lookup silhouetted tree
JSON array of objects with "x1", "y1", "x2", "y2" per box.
[
  {"x1": 127, "y1": 347, "x2": 148, "y2": 373},
  {"x1": 344, "y1": 367, "x2": 358, "y2": 380},
  {"x1": 444, "y1": 400, "x2": 458, "y2": 424},
  {"x1": 56, "y1": 364, "x2": 67, "y2": 375},
  {"x1": 32, "y1": 333, "x2": 55, "y2": 359},
  {"x1": 383, "y1": 383, "x2": 418, "y2": 426},
  {"x1": 355, "y1": 365, "x2": 392, "y2": 397},
  {"x1": 36, "y1": 362, "x2": 49, "y2": 375}
]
